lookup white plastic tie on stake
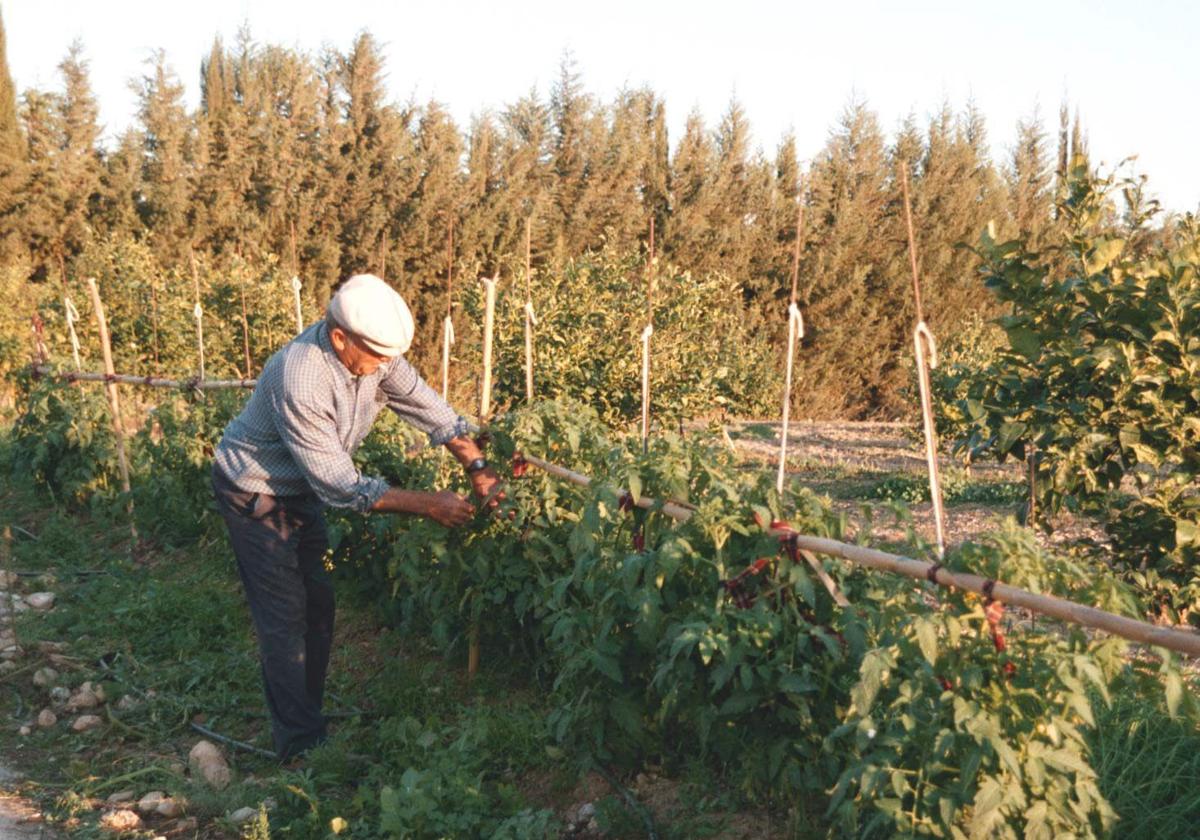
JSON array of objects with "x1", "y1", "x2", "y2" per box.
[
  {"x1": 64, "y1": 296, "x2": 82, "y2": 370},
  {"x1": 523, "y1": 301, "x2": 537, "y2": 325},
  {"x1": 777, "y1": 302, "x2": 805, "y2": 494},
  {"x1": 193, "y1": 301, "x2": 203, "y2": 321},
  {"x1": 441, "y1": 314, "x2": 455, "y2": 400},
  {"x1": 914, "y1": 321, "x2": 946, "y2": 558},
  {"x1": 290, "y1": 275, "x2": 303, "y2": 334}
]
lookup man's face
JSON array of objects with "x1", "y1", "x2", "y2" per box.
[{"x1": 329, "y1": 326, "x2": 393, "y2": 376}]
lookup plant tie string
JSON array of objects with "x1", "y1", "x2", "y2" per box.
[
  {"x1": 925, "y1": 562, "x2": 943, "y2": 584},
  {"x1": 64, "y1": 297, "x2": 83, "y2": 370},
  {"x1": 290, "y1": 275, "x2": 304, "y2": 334}
]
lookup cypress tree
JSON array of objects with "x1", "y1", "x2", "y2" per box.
[{"x1": 56, "y1": 41, "x2": 103, "y2": 262}]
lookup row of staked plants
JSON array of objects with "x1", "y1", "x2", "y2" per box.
[
  {"x1": 331, "y1": 397, "x2": 1177, "y2": 838},
  {"x1": 928, "y1": 163, "x2": 1200, "y2": 621}
]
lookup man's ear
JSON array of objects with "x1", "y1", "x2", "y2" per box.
[{"x1": 329, "y1": 326, "x2": 347, "y2": 351}]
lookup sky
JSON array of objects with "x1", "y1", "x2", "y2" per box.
[{"x1": 4, "y1": 0, "x2": 1196, "y2": 212}]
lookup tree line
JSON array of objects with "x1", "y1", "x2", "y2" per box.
[{"x1": 0, "y1": 14, "x2": 1150, "y2": 417}]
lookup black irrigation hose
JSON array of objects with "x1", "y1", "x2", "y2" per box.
[
  {"x1": 591, "y1": 760, "x2": 659, "y2": 840},
  {"x1": 190, "y1": 721, "x2": 277, "y2": 760}
]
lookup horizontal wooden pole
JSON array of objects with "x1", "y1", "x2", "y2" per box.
[
  {"x1": 33, "y1": 366, "x2": 256, "y2": 390},
  {"x1": 521, "y1": 452, "x2": 1200, "y2": 659}
]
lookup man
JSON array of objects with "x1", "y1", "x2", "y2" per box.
[{"x1": 211, "y1": 273, "x2": 500, "y2": 759}]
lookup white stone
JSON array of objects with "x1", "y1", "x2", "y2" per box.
[
  {"x1": 49, "y1": 686, "x2": 70, "y2": 705},
  {"x1": 100, "y1": 810, "x2": 142, "y2": 832},
  {"x1": 137, "y1": 791, "x2": 165, "y2": 814},
  {"x1": 188, "y1": 740, "x2": 231, "y2": 790},
  {"x1": 116, "y1": 695, "x2": 139, "y2": 712},
  {"x1": 12, "y1": 600, "x2": 29, "y2": 614},
  {"x1": 0, "y1": 646, "x2": 22, "y2": 660},
  {"x1": 37, "y1": 709, "x2": 56, "y2": 728},
  {"x1": 0, "y1": 570, "x2": 18, "y2": 588},
  {"x1": 18, "y1": 725, "x2": 30, "y2": 736},
  {"x1": 229, "y1": 807, "x2": 258, "y2": 825},
  {"x1": 24, "y1": 592, "x2": 55, "y2": 611},
  {"x1": 32, "y1": 667, "x2": 58, "y2": 689},
  {"x1": 155, "y1": 798, "x2": 183, "y2": 819},
  {"x1": 106, "y1": 790, "x2": 135, "y2": 805},
  {"x1": 71, "y1": 714, "x2": 102, "y2": 732}
]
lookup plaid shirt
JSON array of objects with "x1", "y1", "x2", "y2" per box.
[{"x1": 214, "y1": 321, "x2": 470, "y2": 511}]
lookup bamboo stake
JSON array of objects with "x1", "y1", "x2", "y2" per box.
[
  {"x1": 777, "y1": 196, "x2": 806, "y2": 494},
  {"x1": 479, "y1": 276, "x2": 498, "y2": 420},
  {"x1": 149, "y1": 279, "x2": 160, "y2": 373},
  {"x1": 521, "y1": 453, "x2": 1200, "y2": 659},
  {"x1": 239, "y1": 284, "x2": 252, "y2": 378},
  {"x1": 85, "y1": 278, "x2": 135, "y2": 544},
  {"x1": 188, "y1": 248, "x2": 206, "y2": 380},
  {"x1": 641, "y1": 217, "x2": 655, "y2": 453},
  {"x1": 32, "y1": 367, "x2": 256, "y2": 389},
  {"x1": 523, "y1": 216, "x2": 535, "y2": 402},
  {"x1": 900, "y1": 162, "x2": 947, "y2": 558}
]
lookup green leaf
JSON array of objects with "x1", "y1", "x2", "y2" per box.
[
  {"x1": 995, "y1": 421, "x2": 1028, "y2": 456},
  {"x1": 1165, "y1": 670, "x2": 1183, "y2": 718},
  {"x1": 1005, "y1": 326, "x2": 1040, "y2": 359},
  {"x1": 915, "y1": 617, "x2": 938, "y2": 665}
]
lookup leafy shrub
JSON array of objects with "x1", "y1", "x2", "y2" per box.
[{"x1": 943, "y1": 163, "x2": 1200, "y2": 617}]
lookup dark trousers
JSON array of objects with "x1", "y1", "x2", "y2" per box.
[{"x1": 211, "y1": 466, "x2": 333, "y2": 759}]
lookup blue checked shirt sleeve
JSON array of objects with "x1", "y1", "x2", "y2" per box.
[
  {"x1": 379, "y1": 358, "x2": 472, "y2": 446},
  {"x1": 267, "y1": 362, "x2": 389, "y2": 512}
]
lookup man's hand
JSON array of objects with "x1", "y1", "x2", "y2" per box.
[
  {"x1": 470, "y1": 467, "x2": 505, "y2": 511},
  {"x1": 423, "y1": 490, "x2": 475, "y2": 527}
]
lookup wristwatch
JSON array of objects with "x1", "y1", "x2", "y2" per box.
[{"x1": 465, "y1": 457, "x2": 489, "y2": 474}]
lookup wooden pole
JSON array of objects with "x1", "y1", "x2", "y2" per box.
[
  {"x1": 85, "y1": 278, "x2": 137, "y2": 543},
  {"x1": 777, "y1": 193, "x2": 806, "y2": 494},
  {"x1": 521, "y1": 452, "x2": 1200, "y2": 659},
  {"x1": 32, "y1": 367, "x2": 256, "y2": 389},
  {"x1": 523, "y1": 216, "x2": 535, "y2": 402},
  {"x1": 188, "y1": 248, "x2": 206, "y2": 380}
]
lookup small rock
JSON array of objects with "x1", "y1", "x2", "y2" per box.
[
  {"x1": 0, "y1": 661, "x2": 17, "y2": 674},
  {"x1": 0, "y1": 569, "x2": 18, "y2": 588},
  {"x1": 116, "y1": 695, "x2": 139, "y2": 712},
  {"x1": 49, "y1": 686, "x2": 70, "y2": 705},
  {"x1": 32, "y1": 667, "x2": 59, "y2": 689},
  {"x1": 188, "y1": 740, "x2": 231, "y2": 790},
  {"x1": 586, "y1": 817, "x2": 600, "y2": 832},
  {"x1": 18, "y1": 725, "x2": 30, "y2": 736},
  {"x1": 37, "y1": 709, "x2": 56, "y2": 728},
  {"x1": 172, "y1": 817, "x2": 198, "y2": 832},
  {"x1": 155, "y1": 798, "x2": 183, "y2": 819},
  {"x1": 100, "y1": 810, "x2": 142, "y2": 832},
  {"x1": 105, "y1": 791, "x2": 135, "y2": 805},
  {"x1": 71, "y1": 714, "x2": 102, "y2": 732},
  {"x1": 12, "y1": 599, "x2": 29, "y2": 614},
  {"x1": 67, "y1": 683, "x2": 100, "y2": 711},
  {"x1": 0, "y1": 646, "x2": 23, "y2": 660},
  {"x1": 36, "y1": 640, "x2": 66, "y2": 654},
  {"x1": 0, "y1": 630, "x2": 16, "y2": 648},
  {"x1": 228, "y1": 806, "x2": 258, "y2": 825},
  {"x1": 136, "y1": 791, "x2": 164, "y2": 814},
  {"x1": 24, "y1": 592, "x2": 55, "y2": 611}
]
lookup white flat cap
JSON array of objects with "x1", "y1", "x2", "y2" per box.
[{"x1": 327, "y1": 274, "x2": 414, "y2": 356}]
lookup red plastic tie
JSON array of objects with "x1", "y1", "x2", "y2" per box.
[{"x1": 511, "y1": 453, "x2": 529, "y2": 478}]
